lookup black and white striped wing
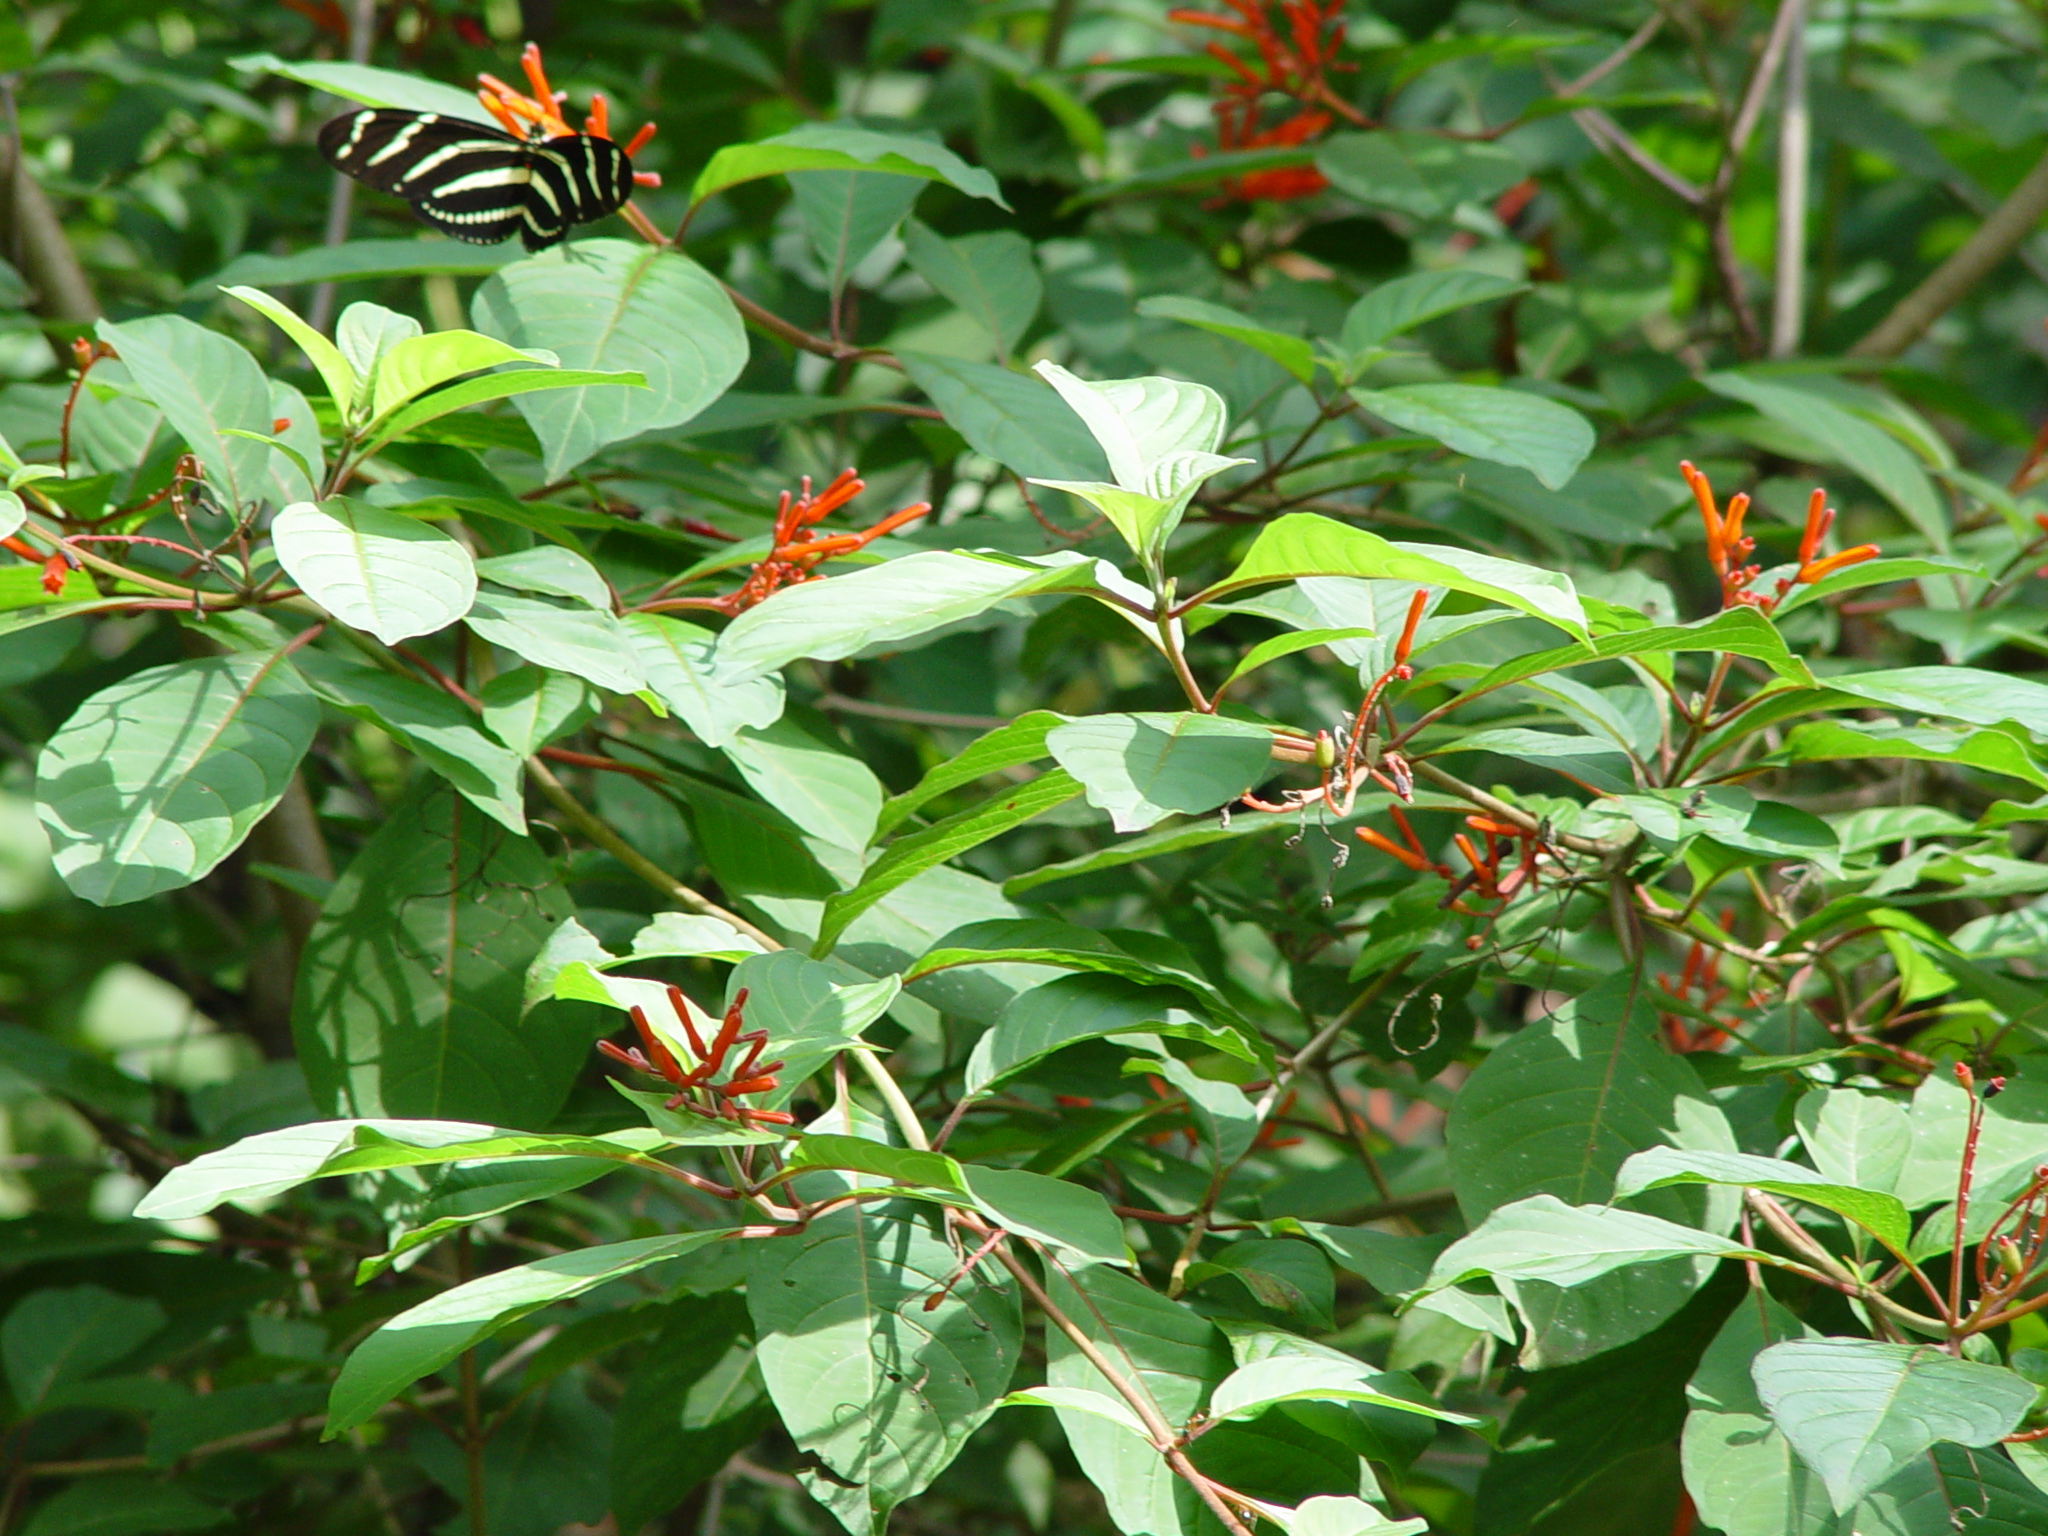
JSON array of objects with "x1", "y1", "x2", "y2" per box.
[
  {"x1": 318, "y1": 110, "x2": 520, "y2": 197},
  {"x1": 520, "y1": 136, "x2": 635, "y2": 251}
]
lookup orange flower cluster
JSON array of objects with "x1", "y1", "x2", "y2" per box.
[
  {"x1": 1169, "y1": 0, "x2": 1354, "y2": 199},
  {"x1": 1680, "y1": 462, "x2": 1878, "y2": 613},
  {"x1": 598, "y1": 985, "x2": 795, "y2": 1127},
  {"x1": 478, "y1": 42, "x2": 659, "y2": 186},
  {"x1": 1356, "y1": 807, "x2": 1553, "y2": 924},
  {"x1": 712, "y1": 469, "x2": 930, "y2": 614}
]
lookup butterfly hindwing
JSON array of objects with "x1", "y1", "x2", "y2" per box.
[{"x1": 319, "y1": 109, "x2": 636, "y2": 250}]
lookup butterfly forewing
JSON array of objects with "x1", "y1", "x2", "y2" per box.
[{"x1": 318, "y1": 109, "x2": 636, "y2": 251}]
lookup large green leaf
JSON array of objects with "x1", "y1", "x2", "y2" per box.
[
  {"x1": 748, "y1": 1206, "x2": 1020, "y2": 1532},
  {"x1": 817, "y1": 770, "x2": 1081, "y2": 953},
  {"x1": 791, "y1": 169, "x2": 926, "y2": 290},
  {"x1": 712, "y1": 550, "x2": 1099, "y2": 681},
  {"x1": 622, "y1": 614, "x2": 785, "y2": 748},
  {"x1": 1680, "y1": 1294, "x2": 1835, "y2": 1536},
  {"x1": 1044, "y1": 1264, "x2": 1231, "y2": 1536},
  {"x1": 471, "y1": 240, "x2": 746, "y2": 476},
  {"x1": 36, "y1": 652, "x2": 319, "y2": 905},
  {"x1": 96, "y1": 314, "x2": 275, "y2": 510},
  {"x1": 1824, "y1": 666, "x2": 2048, "y2": 745},
  {"x1": 1751, "y1": 1339, "x2": 2035, "y2": 1510},
  {"x1": 905, "y1": 222, "x2": 1041, "y2": 360},
  {"x1": 692, "y1": 121, "x2": 1006, "y2": 206},
  {"x1": 724, "y1": 717, "x2": 885, "y2": 853},
  {"x1": 230, "y1": 51, "x2": 492, "y2": 120},
  {"x1": 1855, "y1": 1443, "x2": 2048, "y2": 1534},
  {"x1": 1704, "y1": 372, "x2": 1947, "y2": 547},
  {"x1": 1046, "y1": 711, "x2": 1274, "y2": 832},
  {"x1": 1794, "y1": 1089, "x2": 1911, "y2": 1198},
  {"x1": 271, "y1": 498, "x2": 477, "y2": 645},
  {"x1": 1427, "y1": 1195, "x2": 1761, "y2": 1291},
  {"x1": 1198, "y1": 512, "x2": 1588, "y2": 639},
  {"x1": 1316, "y1": 130, "x2": 1527, "y2": 220},
  {"x1": 1350, "y1": 383, "x2": 1595, "y2": 491},
  {"x1": 2, "y1": 1285, "x2": 165, "y2": 1409},
  {"x1": 328, "y1": 1229, "x2": 737, "y2": 1434},
  {"x1": 294, "y1": 652, "x2": 526, "y2": 832},
  {"x1": 1614, "y1": 1147, "x2": 1912, "y2": 1252},
  {"x1": 291, "y1": 782, "x2": 579, "y2": 1127},
  {"x1": 1444, "y1": 975, "x2": 1737, "y2": 1366},
  {"x1": 899, "y1": 352, "x2": 1110, "y2": 481},
  {"x1": 465, "y1": 590, "x2": 646, "y2": 694},
  {"x1": 1341, "y1": 270, "x2": 1530, "y2": 354}
]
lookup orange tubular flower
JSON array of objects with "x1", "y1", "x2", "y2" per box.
[
  {"x1": 1681, "y1": 461, "x2": 1881, "y2": 613},
  {"x1": 701, "y1": 469, "x2": 931, "y2": 615},
  {"x1": 477, "y1": 42, "x2": 662, "y2": 188},
  {"x1": 597, "y1": 985, "x2": 794, "y2": 1127}
]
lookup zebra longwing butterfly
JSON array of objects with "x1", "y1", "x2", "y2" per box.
[{"x1": 318, "y1": 109, "x2": 633, "y2": 252}]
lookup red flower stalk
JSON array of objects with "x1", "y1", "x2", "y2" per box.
[
  {"x1": 1170, "y1": 0, "x2": 1357, "y2": 200},
  {"x1": 478, "y1": 42, "x2": 661, "y2": 188},
  {"x1": 707, "y1": 469, "x2": 931, "y2": 614},
  {"x1": 597, "y1": 985, "x2": 794, "y2": 1127}
]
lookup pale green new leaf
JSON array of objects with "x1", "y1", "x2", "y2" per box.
[
  {"x1": 271, "y1": 498, "x2": 477, "y2": 644},
  {"x1": 370, "y1": 330, "x2": 554, "y2": 420},
  {"x1": 224, "y1": 285, "x2": 356, "y2": 416}
]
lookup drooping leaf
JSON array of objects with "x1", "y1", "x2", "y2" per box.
[
  {"x1": 875, "y1": 711, "x2": 1064, "y2": 835},
  {"x1": 36, "y1": 652, "x2": 319, "y2": 905},
  {"x1": 471, "y1": 240, "x2": 746, "y2": 476},
  {"x1": 963, "y1": 972, "x2": 1242, "y2": 1096},
  {"x1": 962, "y1": 1164, "x2": 1129, "y2": 1267},
  {"x1": 1350, "y1": 383, "x2": 1595, "y2": 490},
  {"x1": 1046, "y1": 711, "x2": 1275, "y2": 833},
  {"x1": 748, "y1": 1206, "x2": 1021, "y2": 1531},
  {"x1": 473, "y1": 547, "x2": 610, "y2": 609},
  {"x1": 465, "y1": 590, "x2": 647, "y2": 694},
  {"x1": 271, "y1": 498, "x2": 477, "y2": 644},
  {"x1": 1751, "y1": 1339, "x2": 2035, "y2": 1510},
  {"x1": 693, "y1": 121, "x2": 1007, "y2": 207},
  {"x1": 791, "y1": 169, "x2": 926, "y2": 289},
  {"x1": 610, "y1": 1294, "x2": 770, "y2": 1533},
  {"x1": 1613, "y1": 1147, "x2": 1912, "y2": 1252},
  {"x1": 291, "y1": 782, "x2": 579, "y2": 1127},
  {"x1": 478, "y1": 667, "x2": 594, "y2": 755},
  {"x1": 328, "y1": 1229, "x2": 738, "y2": 1434},
  {"x1": 231, "y1": 51, "x2": 493, "y2": 120},
  {"x1": 1426, "y1": 1194, "x2": 1762, "y2": 1291},
  {"x1": 724, "y1": 717, "x2": 885, "y2": 853}
]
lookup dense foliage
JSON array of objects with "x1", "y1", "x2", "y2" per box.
[{"x1": 11, "y1": 2, "x2": 2048, "y2": 1534}]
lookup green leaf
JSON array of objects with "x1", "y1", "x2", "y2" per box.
[
  {"x1": 611, "y1": 1295, "x2": 770, "y2": 1533},
  {"x1": 791, "y1": 169, "x2": 926, "y2": 290},
  {"x1": 17, "y1": 1476, "x2": 225, "y2": 1536},
  {"x1": 876, "y1": 711, "x2": 1063, "y2": 835},
  {"x1": 727, "y1": 950, "x2": 901, "y2": 1107},
  {"x1": 1208, "y1": 1355, "x2": 1474, "y2": 1425},
  {"x1": 1137, "y1": 296, "x2": 1315, "y2": 384},
  {"x1": 223, "y1": 285, "x2": 356, "y2": 417},
  {"x1": 35, "y1": 652, "x2": 319, "y2": 906},
  {"x1": 712, "y1": 550, "x2": 1099, "y2": 681},
  {"x1": 1187, "y1": 1237, "x2": 1337, "y2": 1327},
  {"x1": 207, "y1": 240, "x2": 517, "y2": 297},
  {"x1": 465, "y1": 589, "x2": 646, "y2": 695},
  {"x1": 230, "y1": 51, "x2": 493, "y2": 120},
  {"x1": 0, "y1": 1023, "x2": 153, "y2": 1122},
  {"x1": 1426, "y1": 1194, "x2": 1761, "y2": 1291},
  {"x1": 1445, "y1": 975, "x2": 1737, "y2": 1366},
  {"x1": 1030, "y1": 361, "x2": 1247, "y2": 563},
  {"x1": 3, "y1": 1285, "x2": 165, "y2": 1409},
  {"x1": 1751, "y1": 1339, "x2": 2036, "y2": 1510},
  {"x1": 1340, "y1": 270, "x2": 1530, "y2": 355},
  {"x1": 1000, "y1": 1384, "x2": 1151, "y2": 1440},
  {"x1": 725, "y1": 718, "x2": 885, "y2": 853},
  {"x1": 1060, "y1": 144, "x2": 1316, "y2": 208},
  {"x1": 1795, "y1": 1089, "x2": 1910, "y2": 1199},
  {"x1": 962, "y1": 1165, "x2": 1128, "y2": 1267},
  {"x1": 473, "y1": 547, "x2": 608, "y2": 610},
  {"x1": 294, "y1": 652, "x2": 526, "y2": 832},
  {"x1": 271, "y1": 498, "x2": 477, "y2": 645},
  {"x1": 1856, "y1": 1443, "x2": 2048, "y2": 1534},
  {"x1": 1044, "y1": 1265, "x2": 1231, "y2": 1536},
  {"x1": 747, "y1": 1206, "x2": 1021, "y2": 1529},
  {"x1": 370, "y1": 329, "x2": 554, "y2": 420},
  {"x1": 692, "y1": 121, "x2": 1007, "y2": 207},
  {"x1": 357, "y1": 367, "x2": 647, "y2": 458},
  {"x1": 1824, "y1": 666, "x2": 2048, "y2": 746},
  {"x1": 1680, "y1": 1294, "x2": 1834, "y2": 1536},
  {"x1": 904, "y1": 222, "x2": 1041, "y2": 360},
  {"x1": 818, "y1": 771, "x2": 1080, "y2": 954},
  {"x1": 1275, "y1": 1497, "x2": 1428, "y2": 1536},
  {"x1": 96, "y1": 315, "x2": 274, "y2": 510},
  {"x1": 785, "y1": 1133, "x2": 969, "y2": 1193},
  {"x1": 1046, "y1": 711, "x2": 1274, "y2": 833},
  {"x1": 964, "y1": 973, "x2": 1241, "y2": 1096},
  {"x1": 622, "y1": 614, "x2": 785, "y2": 748},
  {"x1": 470, "y1": 240, "x2": 744, "y2": 476},
  {"x1": 328, "y1": 1229, "x2": 737, "y2": 1434},
  {"x1": 292, "y1": 781, "x2": 579, "y2": 1126},
  {"x1": 1350, "y1": 383, "x2": 1594, "y2": 490},
  {"x1": 478, "y1": 667, "x2": 593, "y2": 755},
  {"x1": 898, "y1": 352, "x2": 1110, "y2": 482},
  {"x1": 1615, "y1": 1147, "x2": 1913, "y2": 1252},
  {"x1": 1316, "y1": 131, "x2": 1527, "y2": 221},
  {"x1": 1199, "y1": 512, "x2": 1588, "y2": 639},
  {"x1": 1704, "y1": 372, "x2": 1947, "y2": 547}
]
